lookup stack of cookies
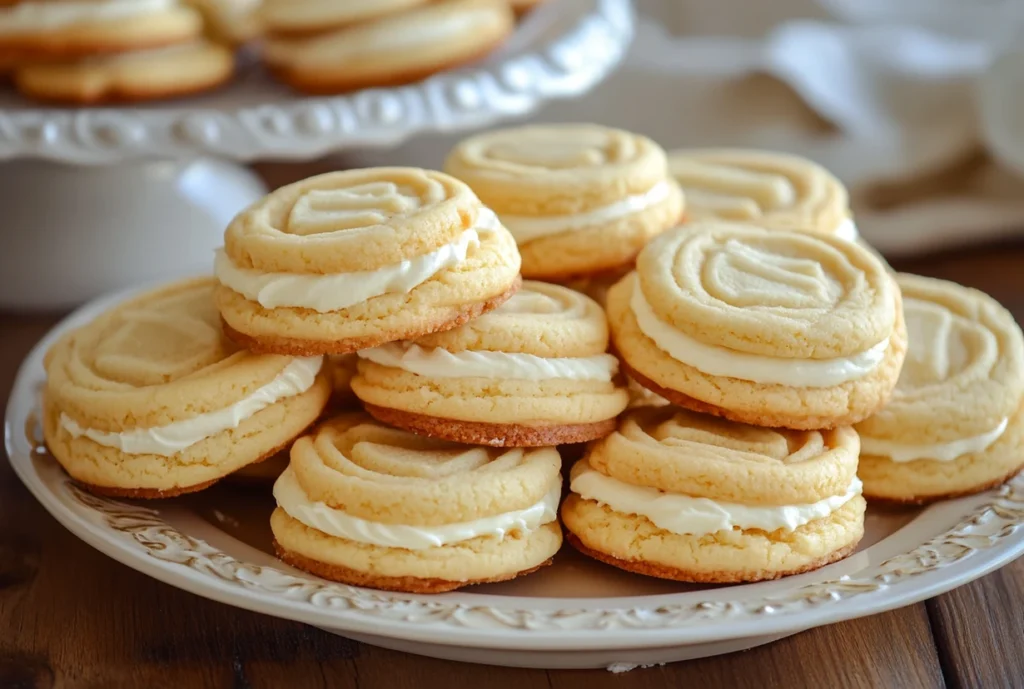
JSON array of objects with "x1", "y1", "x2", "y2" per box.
[
  {"x1": 0, "y1": 0, "x2": 236, "y2": 104},
  {"x1": 41, "y1": 121, "x2": 1024, "y2": 594},
  {"x1": 260, "y1": 0, "x2": 515, "y2": 94}
]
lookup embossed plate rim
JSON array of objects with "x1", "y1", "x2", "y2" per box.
[
  {"x1": 6, "y1": 281, "x2": 1024, "y2": 653},
  {"x1": 0, "y1": 0, "x2": 633, "y2": 164}
]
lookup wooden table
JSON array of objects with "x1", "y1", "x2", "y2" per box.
[{"x1": 2, "y1": 163, "x2": 1023, "y2": 688}]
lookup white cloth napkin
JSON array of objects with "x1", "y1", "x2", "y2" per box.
[{"x1": 347, "y1": 0, "x2": 1024, "y2": 255}]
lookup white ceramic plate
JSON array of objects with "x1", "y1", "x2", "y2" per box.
[
  {"x1": 0, "y1": 0, "x2": 632, "y2": 164},
  {"x1": 7, "y1": 285, "x2": 1024, "y2": 670}
]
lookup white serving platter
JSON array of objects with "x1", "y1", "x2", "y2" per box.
[{"x1": 6, "y1": 284, "x2": 1024, "y2": 670}]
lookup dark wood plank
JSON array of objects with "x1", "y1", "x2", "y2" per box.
[
  {"x1": 545, "y1": 606, "x2": 942, "y2": 689},
  {"x1": 926, "y1": 561, "x2": 1024, "y2": 689}
]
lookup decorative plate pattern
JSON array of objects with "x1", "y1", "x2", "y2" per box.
[
  {"x1": 8, "y1": 281, "x2": 1024, "y2": 654},
  {"x1": 0, "y1": 0, "x2": 633, "y2": 165},
  {"x1": 52, "y1": 463, "x2": 1022, "y2": 632}
]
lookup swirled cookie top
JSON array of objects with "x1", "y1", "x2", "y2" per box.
[
  {"x1": 668, "y1": 148, "x2": 848, "y2": 234},
  {"x1": 588, "y1": 406, "x2": 858, "y2": 505},
  {"x1": 44, "y1": 278, "x2": 306, "y2": 430},
  {"x1": 444, "y1": 124, "x2": 671, "y2": 214},
  {"x1": 287, "y1": 414, "x2": 561, "y2": 525},
  {"x1": 412, "y1": 281, "x2": 609, "y2": 357},
  {"x1": 223, "y1": 168, "x2": 490, "y2": 274},
  {"x1": 635, "y1": 222, "x2": 896, "y2": 359},
  {"x1": 857, "y1": 273, "x2": 1024, "y2": 442}
]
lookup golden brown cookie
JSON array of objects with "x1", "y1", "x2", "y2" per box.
[
  {"x1": 271, "y1": 413, "x2": 563, "y2": 593},
  {"x1": 607, "y1": 222, "x2": 907, "y2": 429},
  {"x1": 445, "y1": 123, "x2": 685, "y2": 280},
  {"x1": 262, "y1": 0, "x2": 514, "y2": 94},
  {"x1": 43, "y1": 278, "x2": 331, "y2": 497},
  {"x1": 14, "y1": 41, "x2": 233, "y2": 104},
  {"x1": 855, "y1": 274, "x2": 1024, "y2": 503},
  {"x1": 562, "y1": 407, "x2": 865, "y2": 583},
  {"x1": 351, "y1": 281, "x2": 629, "y2": 447},
  {"x1": 215, "y1": 167, "x2": 522, "y2": 356},
  {"x1": 0, "y1": 0, "x2": 205, "y2": 60},
  {"x1": 668, "y1": 148, "x2": 855, "y2": 238}
]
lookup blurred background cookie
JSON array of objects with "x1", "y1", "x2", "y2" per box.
[
  {"x1": 261, "y1": 0, "x2": 514, "y2": 94},
  {"x1": 14, "y1": 40, "x2": 233, "y2": 104}
]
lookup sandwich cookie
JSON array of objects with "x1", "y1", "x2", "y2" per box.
[
  {"x1": 445, "y1": 124, "x2": 685, "y2": 280},
  {"x1": 259, "y1": 0, "x2": 430, "y2": 36},
  {"x1": 0, "y1": 0, "x2": 204, "y2": 60},
  {"x1": 271, "y1": 414, "x2": 563, "y2": 593},
  {"x1": 352, "y1": 281, "x2": 629, "y2": 446},
  {"x1": 262, "y1": 0, "x2": 514, "y2": 94},
  {"x1": 215, "y1": 167, "x2": 522, "y2": 356},
  {"x1": 14, "y1": 41, "x2": 234, "y2": 104},
  {"x1": 562, "y1": 406, "x2": 865, "y2": 583},
  {"x1": 607, "y1": 222, "x2": 906, "y2": 429},
  {"x1": 42, "y1": 278, "x2": 331, "y2": 498},
  {"x1": 668, "y1": 148, "x2": 856, "y2": 240},
  {"x1": 855, "y1": 274, "x2": 1024, "y2": 503}
]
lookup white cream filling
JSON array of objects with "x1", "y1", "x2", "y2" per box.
[
  {"x1": 834, "y1": 217, "x2": 859, "y2": 242},
  {"x1": 630, "y1": 283, "x2": 889, "y2": 387},
  {"x1": 571, "y1": 460, "x2": 862, "y2": 536},
  {"x1": 274, "y1": 467, "x2": 560, "y2": 549},
  {"x1": 60, "y1": 356, "x2": 323, "y2": 457},
  {"x1": 215, "y1": 209, "x2": 499, "y2": 313},
  {"x1": 860, "y1": 417, "x2": 1009, "y2": 463},
  {"x1": 0, "y1": 0, "x2": 176, "y2": 34},
  {"x1": 357, "y1": 342, "x2": 619, "y2": 382},
  {"x1": 500, "y1": 180, "x2": 675, "y2": 243}
]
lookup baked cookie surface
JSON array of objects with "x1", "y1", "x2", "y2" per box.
[
  {"x1": 0, "y1": 0, "x2": 204, "y2": 60},
  {"x1": 855, "y1": 274, "x2": 1024, "y2": 502},
  {"x1": 668, "y1": 148, "x2": 855, "y2": 239},
  {"x1": 215, "y1": 167, "x2": 522, "y2": 355},
  {"x1": 271, "y1": 413, "x2": 563, "y2": 592},
  {"x1": 607, "y1": 222, "x2": 906, "y2": 429},
  {"x1": 352, "y1": 281, "x2": 629, "y2": 446},
  {"x1": 14, "y1": 40, "x2": 233, "y2": 104},
  {"x1": 43, "y1": 277, "x2": 330, "y2": 497},
  {"x1": 444, "y1": 123, "x2": 685, "y2": 280},
  {"x1": 562, "y1": 406, "x2": 865, "y2": 583},
  {"x1": 262, "y1": 0, "x2": 513, "y2": 94}
]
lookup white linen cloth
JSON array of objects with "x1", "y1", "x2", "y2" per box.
[{"x1": 346, "y1": 0, "x2": 1024, "y2": 255}]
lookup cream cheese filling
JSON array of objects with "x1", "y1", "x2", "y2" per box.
[
  {"x1": 60, "y1": 356, "x2": 323, "y2": 456},
  {"x1": 215, "y1": 209, "x2": 499, "y2": 313},
  {"x1": 274, "y1": 467, "x2": 560, "y2": 550},
  {"x1": 357, "y1": 342, "x2": 619, "y2": 382},
  {"x1": 630, "y1": 282, "x2": 889, "y2": 387},
  {"x1": 570, "y1": 460, "x2": 862, "y2": 536},
  {"x1": 501, "y1": 180, "x2": 675, "y2": 243}
]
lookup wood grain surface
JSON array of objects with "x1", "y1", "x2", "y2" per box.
[{"x1": 0, "y1": 163, "x2": 1021, "y2": 688}]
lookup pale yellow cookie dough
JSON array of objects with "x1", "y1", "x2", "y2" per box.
[
  {"x1": 215, "y1": 167, "x2": 522, "y2": 355},
  {"x1": 15, "y1": 41, "x2": 233, "y2": 104},
  {"x1": 608, "y1": 223, "x2": 907, "y2": 429},
  {"x1": 561, "y1": 406, "x2": 865, "y2": 582},
  {"x1": 263, "y1": 0, "x2": 513, "y2": 94},
  {"x1": 351, "y1": 281, "x2": 629, "y2": 446},
  {"x1": 444, "y1": 123, "x2": 685, "y2": 279},
  {"x1": 43, "y1": 278, "x2": 330, "y2": 497},
  {"x1": 271, "y1": 414, "x2": 563, "y2": 592},
  {"x1": 855, "y1": 273, "x2": 1024, "y2": 502}
]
